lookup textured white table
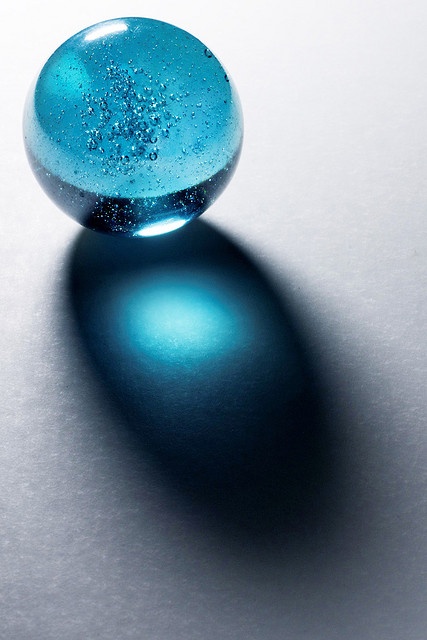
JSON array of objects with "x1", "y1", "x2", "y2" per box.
[{"x1": 1, "y1": 1, "x2": 426, "y2": 638}]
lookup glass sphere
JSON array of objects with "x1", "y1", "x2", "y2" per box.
[{"x1": 23, "y1": 17, "x2": 243, "y2": 236}]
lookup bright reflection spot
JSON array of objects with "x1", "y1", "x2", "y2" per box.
[
  {"x1": 118, "y1": 271, "x2": 241, "y2": 363},
  {"x1": 136, "y1": 219, "x2": 187, "y2": 237},
  {"x1": 85, "y1": 22, "x2": 128, "y2": 42}
]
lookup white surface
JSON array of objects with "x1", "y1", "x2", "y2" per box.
[{"x1": 1, "y1": 1, "x2": 426, "y2": 638}]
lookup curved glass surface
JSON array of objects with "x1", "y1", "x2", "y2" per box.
[{"x1": 24, "y1": 18, "x2": 243, "y2": 235}]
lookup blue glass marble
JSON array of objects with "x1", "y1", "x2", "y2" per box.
[{"x1": 23, "y1": 18, "x2": 243, "y2": 236}]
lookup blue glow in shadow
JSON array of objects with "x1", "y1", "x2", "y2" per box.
[
  {"x1": 68, "y1": 221, "x2": 331, "y2": 535},
  {"x1": 118, "y1": 271, "x2": 240, "y2": 363}
]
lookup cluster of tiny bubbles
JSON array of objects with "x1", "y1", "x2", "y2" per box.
[
  {"x1": 80, "y1": 62, "x2": 179, "y2": 177},
  {"x1": 23, "y1": 17, "x2": 243, "y2": 236}
]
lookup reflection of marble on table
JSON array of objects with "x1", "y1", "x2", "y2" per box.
[{"x1": 1, "y1": 1, "x2": 426, "y2": 639}]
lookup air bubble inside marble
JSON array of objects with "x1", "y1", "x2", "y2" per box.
[{"x1": 23, "y1": 17, "x2": 243, "y2": 236}]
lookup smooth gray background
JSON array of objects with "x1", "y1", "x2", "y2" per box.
[{"x1": 1, "y1": 1, "x2": 426, "y2": 638}]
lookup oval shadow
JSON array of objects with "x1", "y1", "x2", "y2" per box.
[{"x1": 67, "y1": 221, "x2": 334, "y2": 539}]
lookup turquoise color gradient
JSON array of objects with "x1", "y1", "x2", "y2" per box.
[{"x1": 24, "y1": 18, "x2": 243, "y2": 236}]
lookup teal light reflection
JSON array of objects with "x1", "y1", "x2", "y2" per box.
[
  {"x1": 69, "y1": 221, "x2": 327, "y2": 521},
  {"x1": 120, "y1": 271, "x2": 240, "y2": 364}
]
